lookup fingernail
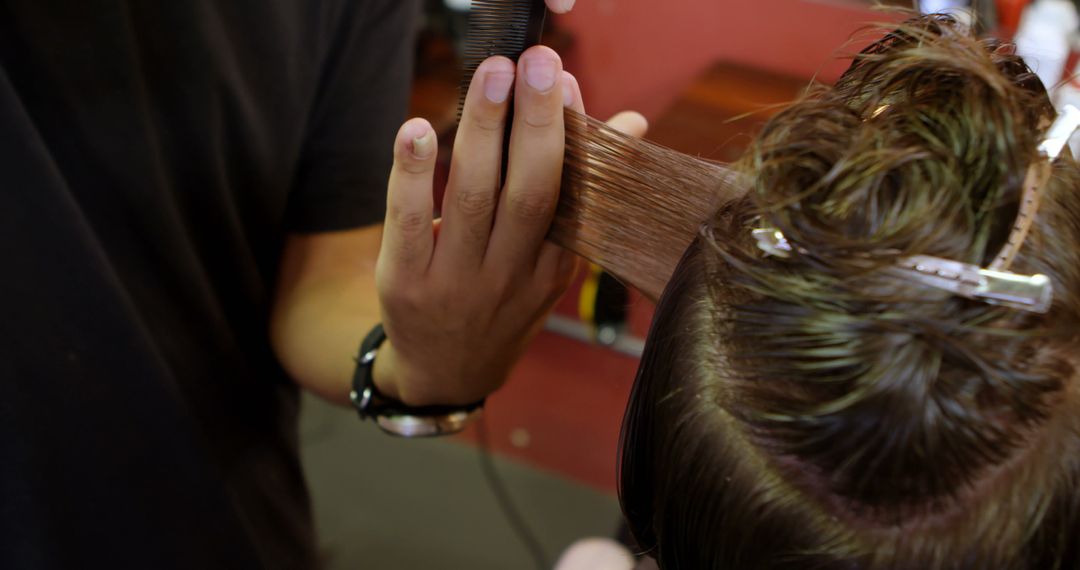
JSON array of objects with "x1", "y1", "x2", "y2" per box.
[
  {"x1": 550, "y1": 0, "x2": 575, "y2": 13},
  {"x1": 561, "y1": 71, "x2": 574, "y2": 107},
  {"x1": 411, "y1": 130, "x2": 434, "y2": 159},
  {"x1": 523, "y1": 53, "x2": 558, "y2": 92},
  {"x1": 484, "y1": 71, "x2": 515, "y2": 104}
]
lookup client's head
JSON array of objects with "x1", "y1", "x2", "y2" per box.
[{"x1": 619, "y1": 15, "x2": 1080, "y2": 569}]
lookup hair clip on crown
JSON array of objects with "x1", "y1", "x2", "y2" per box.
[{"x1": 753, "y1": 105, "x2": 1080, "y2": 314}]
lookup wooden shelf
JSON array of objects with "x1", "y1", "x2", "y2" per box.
[{"x1": 647, "y1": 61, "x2": 813, "y2": 162}]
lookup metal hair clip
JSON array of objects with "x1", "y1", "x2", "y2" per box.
[
  {"x1": 751, "y1": 230, "x2": 1053, "y2": 312},
  {"x1": 752, "y1": 105, "x2": 1080, "y2": 314},
  {"x1": 1039, "y1": 104, "x2": 1080, "y2": 159},
  {"x1": 990, "y1": 104, "x2": 1080, "y2": 271}
]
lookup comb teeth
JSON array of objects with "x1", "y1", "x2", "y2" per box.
[{"x1": 458, "y1": 0, "x2": 546, "y2": 117}]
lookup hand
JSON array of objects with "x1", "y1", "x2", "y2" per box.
[{"x1": 375, "y1": 47, "x2": 583, "y2": 406}]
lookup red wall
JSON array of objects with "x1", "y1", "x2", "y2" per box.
[{"x1": 557, "y1": 0, "x2": 897, "y2": 119}]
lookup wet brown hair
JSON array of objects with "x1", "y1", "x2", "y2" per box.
[
  {"x1": 551, "y1": 112, "x2": 743, "y2": 300},
  {"x1": 609, "y1": 15, "x2": 1080, "y2": 569}
]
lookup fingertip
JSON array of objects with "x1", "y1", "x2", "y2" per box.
[
  {"x1": 561, "y1": 71, "x2": 584, "y2": 113},
  {"x1": 477, "y1": 56, "x2": 516, "y2": 105},
  {"x1": 479, "y1": 55, "x2": 516, "y2": 76},
  {"x1": 519, "y1": 45, "x2": 562, "y2": 94},
  {"x1": 397, "y1": 118, "x2": 437, "y2": 161},
  {"x1": 521, "y1": 44, "x2": 561, "y2": 63},
  {"x1": 606, "y1": 111, "x2": 649, "y2": 138},
  {"x1": 399, "y1": 117, "x2": 432, "y2": 141},
  {"x1": 545, "y1": 0, "x2": 575, "y2": 14}
]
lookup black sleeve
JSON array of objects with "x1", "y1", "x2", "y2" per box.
[{"x1": 286, "y1": 0, "x2": 419, "y2": 232}]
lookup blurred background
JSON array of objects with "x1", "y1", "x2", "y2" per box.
[{"x1": 301, "y1": 1, "x2": 1080, "y2": 568}]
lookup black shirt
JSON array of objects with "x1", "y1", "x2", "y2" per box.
[{"x1": 0, "y1": 1, "x2": 415, "y2": 567}]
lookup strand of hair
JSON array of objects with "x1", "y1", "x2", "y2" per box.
[{"x1": 551, "y1": 110, "x2": 743, "y2": 300}]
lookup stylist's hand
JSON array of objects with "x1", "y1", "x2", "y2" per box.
[{"x1": 375, "y1": 47, "x2": 581, "y2": 406}]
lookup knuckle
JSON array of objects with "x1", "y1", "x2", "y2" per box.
[
  {"x1": 471, "y1": 113, "x2": 505, "y2": 134},
  {"x1": 401, "y1": 287, "x2": 427, "y2": 311},
  {"x1": 374, "y1": 263, "x2": 394, "y2": 293},
  {"x1": 384, "y1": 282, "x2": 424, "y2": 311},
  {"x1": 398, "y1": 159, "x2": 432, "y2": 176},
  {"x1": 379, "y1": 279, "x2": 402, "y2": 303},
  {"x1": 388, "y1": 206, "x2": 428, "y2": 235},
  {"x1": 508, "y1": 190, "x2": 556, "y2": 221},
  {"x1": 522, "y1": 108, "x2": 559, "y2": 130},
  {"x1": 455, "y1": 189, "x2": 498, "y2": 217}
]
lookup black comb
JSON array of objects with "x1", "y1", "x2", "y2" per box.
[{"x1": 457, "y1": 0, "x2": 548, "y2": 118}]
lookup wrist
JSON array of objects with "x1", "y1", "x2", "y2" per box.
[
  {"x1": 370, "y1": 337, "x2": 492, "y2": 407},
  {"x1": 352, "y1": 324, "x2": 485, "y2": 437},
  {"x1": 370, "y1": 339, "x2": 405, "y2": 402}
]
